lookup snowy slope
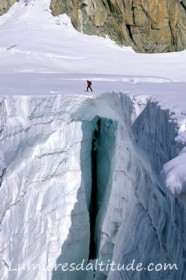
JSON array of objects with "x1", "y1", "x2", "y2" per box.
[
  {"x1": 0, "y1": 0, "x2": 186, "y2": 80},
  {"x1": 0, "y1": 1, "x2": 186, "y2": 280}
]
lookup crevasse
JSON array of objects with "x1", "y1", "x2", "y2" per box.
[{"x1": 0, "y1": 93, "x2": 185, "y2": 280}]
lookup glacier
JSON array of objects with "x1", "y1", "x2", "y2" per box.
[
  {"x1": 0, "y1": 93, "x2": 186, "y2": 280},
  {"x1": 0, "y1": 1, "x2": 186, "y2": 280}
]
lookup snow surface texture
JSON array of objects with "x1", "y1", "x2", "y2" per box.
[{"x1": 0, "y1": 1, "x2": 186, "y2": 280}]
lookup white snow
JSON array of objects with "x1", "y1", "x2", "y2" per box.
[
  {"x1": 162, "y1": 148, "x2": 186, "y2": 194},
  {"x1": 0, "y1": 1, "x2": 186, "y2": 280}
]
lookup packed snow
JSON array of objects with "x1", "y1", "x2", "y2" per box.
[
  {"x1": 0, "y1": 1, "x2": 186, "y2": 280},
  {"x1": 162, "y1": 148, "x2": 186, "y2": 194}
]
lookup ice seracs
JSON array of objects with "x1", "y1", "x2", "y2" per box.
[
  {"x1": 0, "y1": 0, "x2": 186, "y2": 280},
  {"x1": 162, "y1": 148, "x2": 186, "y2": 195},
  {"x1": 0, "y1": 93, "x2": 186, "y2": 280}
]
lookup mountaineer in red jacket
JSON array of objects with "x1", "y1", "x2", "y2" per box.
[{"x1": 87, "y1": 80, "x2": 93, "y2": 92}]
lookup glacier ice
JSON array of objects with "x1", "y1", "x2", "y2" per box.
[{"x1": 0, "y1": 93, "x2": 186, "y2": 280}]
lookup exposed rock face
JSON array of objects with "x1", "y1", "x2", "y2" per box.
[
  {"x1": 0, "y1": 0, "x2": 17, "y2": 15},
  {"x1": 50, "y1": 0, "x2": 186, "y2": 53},
  {"x1": 0, "y1": 0, "x2": 186, "y2": 52}
]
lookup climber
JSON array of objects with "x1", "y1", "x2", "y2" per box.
[{"x1": 87, "y1": 80, "x2": 93, "y2": 92}]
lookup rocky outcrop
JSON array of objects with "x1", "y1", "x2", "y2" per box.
[
  {"x1": 50, "y1": 0, "x2": 186, "y2": 53},
  {"x1": 0, "y1": 0, "x2": 17, "y2": 15},
  {"x1": 0, "y1": 0, "x2": 186, "y2": 52}
]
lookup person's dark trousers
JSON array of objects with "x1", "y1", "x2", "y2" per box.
[{"x1": 87, "y1": 86, "x2": 93, "y2": 92}]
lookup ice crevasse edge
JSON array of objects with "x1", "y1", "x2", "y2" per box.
[{"x1": 0, "y1": 93, "x2": 186, "y2": 280}]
